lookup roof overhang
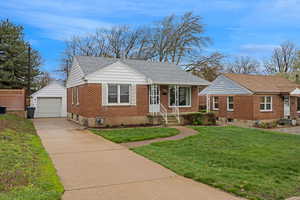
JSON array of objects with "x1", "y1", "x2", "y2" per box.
[{"x1": 290, "y1": 88, "x2": 300, "y2": 96}]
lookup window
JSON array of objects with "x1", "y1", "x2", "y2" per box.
[
  {"x1": 72, "y1": 87, "x2": 79, "y2": 105},
  {"x1": 107, "y1": 84, "x2": 130, "y2": 104},
  {"x1": 169, "y1": 86, "x2": 191, "y2": 107},
  {"x1": 212, "y1": 96, "x2": 219, "y2": 110},
  {"x1": 260, "y1": 96, "x2": 272, "y2": 111},
  {"x1": 297, "y1": 97, "x2": 300, "y2": 112},
  {"x1": 227, "y1": 96, "x2": 234, "y2": 111}
]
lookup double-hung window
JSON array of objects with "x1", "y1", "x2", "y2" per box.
[
  {"x1": 297, "y1": 97, "x2": 300, "y2": 112},
  {"x1": 108, "y1": 84, "x2": 130, "y2": 104},
  {"x1": 227, "y1": 96, "x2": 234, "y2": 111},
  {"x1": 169, "y1": 86, "x2": 191, "y2": 107},
  {"x1": 212, "y1": 96, "x2": 219, "y2": 110},
  {"x1": 72, "y1": 87, "x2": 79, "y2": 105},
  {"x1": 260, "y1": 96, "x2": 272, "y2": 111}
]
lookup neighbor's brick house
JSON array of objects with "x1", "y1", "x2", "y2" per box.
[
  {"x1": 199, "y1": 73, "x2": 300, "y2": 125},
  {"x1": 66, "y1": 56, "x2": 210, "y2": 127}
]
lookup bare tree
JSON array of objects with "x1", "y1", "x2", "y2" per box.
[
  {"x1": 185, "y1": 52, "x2": 224, "y2": 81},
  {"x1": 59, "y1": 12, "x2": 211, "y2": 80},
  {"x1": 33, "y1": 71, "x2": 52, "y2": 91},
  {"x1": 226, "y1": 56, "x2": 260, "y2": 74},
  {"x1": 264, "y1": 41, "x2": 298, "y2": 73},
  {"x1": 151, "y1": 12, "x2": 210, "y2": 64}
]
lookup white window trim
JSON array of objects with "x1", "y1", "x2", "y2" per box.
[
  {"x1": 107, "y1": 84, "x2": 131, "y2": 106},
  {"x1": 168, "y1": 85, "x2": 192, "y2": 108},
  {"x1": 227, "y1": 96, "x2": 234, "y2": 112},
  {"x1": 297, "y1": 97, "x2": 300, "y2": 113},
  {"x1": 212, "y1": 96, "x2": 219, "y2": 111},
  {"x1": 71, "y1": 88, "x2": 74, "y2": 105},
  {"x1": 260, "y1": 96, "x2": 273, "y2": 112},
  {"x1": 76, "y1": 87, "x2": 79, "y2": 105}
]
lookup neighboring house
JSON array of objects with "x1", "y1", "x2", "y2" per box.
[
  {"x1": 199, "y1": 73, "x2": 300, "y2": 125},
  {"x1": 31, "y1": 81, "x2": 67, "y2": 118},
  {"x1": 66, "y1": 56, "x2": 210, "y2": 127}
]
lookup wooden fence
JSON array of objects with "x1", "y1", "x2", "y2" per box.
[{"x1": 0, "y1": 89, "x2": 26, "y2": 111}]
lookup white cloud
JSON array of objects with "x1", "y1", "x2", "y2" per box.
[{"x1": 1, "y1": 1, "x2": 112, "y2": 41}]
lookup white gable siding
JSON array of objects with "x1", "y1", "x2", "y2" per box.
[
  {"x1": 200, "y1": 75, "x2": 252, "y2": 95},
  {"x1": 291, "y1": 88, "x2": 300, "y2": 95},
  {"x1": 66, "y1": 58, "x2": 85, "y2": 88},
  {"x1": 86, "y1": 61, "x2": 148, "y2": 84},
  {"x1": 31, "y1": 82, "x2": 67, "y2": 117}
]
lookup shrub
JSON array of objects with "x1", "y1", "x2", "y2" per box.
[
  {"x1": 183, "y1": 112, "x2": 216, "y2": 125},
  {"x1": 255, "y1": 121, "x2": 278, "y2": 129}
]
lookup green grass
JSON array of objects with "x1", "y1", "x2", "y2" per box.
[
  {"x1": 133, "y1": 126, "x2": 300, "y2": 200},
  {"x1": 0, "y1": 114, "x2": 63, "y2": 200},
  {"x1": 90, "y1": 127, "x2": 180, "y2": 143}
]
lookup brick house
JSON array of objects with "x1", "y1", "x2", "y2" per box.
[
  {"x1": 66, "y1": 56, "x2": 210, "y2": 127},
  {"x1": 199, "y1": 73, "x2": 300, "y2": 125}
]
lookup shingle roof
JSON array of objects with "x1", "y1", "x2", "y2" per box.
[
  {"x1": 74, "y1": 56, "x2": 210, "y2": 85},
  {"x1": 223, "y1": 73, "x2": 299, "y2": 93}
]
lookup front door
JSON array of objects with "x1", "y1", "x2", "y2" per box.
[
  {"x1": 283, "y1": 96, "x2": 290, "y2": 118},
  {"x1": 149, "y1": 85, "x2": 160, "y2": 114}
]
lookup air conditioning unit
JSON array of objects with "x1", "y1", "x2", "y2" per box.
[{"x1": 96, "y1": 117, "x2": 104, "y2": 125}]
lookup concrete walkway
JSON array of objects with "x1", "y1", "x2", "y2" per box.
[
  {"x1": 34, "y1": 118, "x2": 243, "y2": 200},
  {"x1": 122, "y1": 126, "x2": 199, "y2": 148}
]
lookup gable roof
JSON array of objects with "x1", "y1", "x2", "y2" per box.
[
  {"x1": 74, "y1": 56, "x2": 210, "y2": 85},
  {"x1": 200, "y1": 75, "x2": 252, "y2": 95},
  {"x1": 31, "y1": 80, "x2": 66, "y2": 97},
  {"x1": 223, "y1": 73, "x2": 299, "y2": 93}
]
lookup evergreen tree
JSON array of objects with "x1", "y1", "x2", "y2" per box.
[{"x1": 0, "y1": 19, "x2": 42, "y2": 91}]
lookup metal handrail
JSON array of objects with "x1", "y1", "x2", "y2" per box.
[
  {"x1": 172, "y1": 106, "x2": 180, "y2": 124},
  {"x1": 160, "y1": 104, "x2": 168, "y2": 124}
]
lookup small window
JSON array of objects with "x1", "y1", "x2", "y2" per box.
[
  {"x1": 72, "y1": 87, "x2": 79, "y2": 105},
  {"x1": 227, "y1": 96, "x2": 234, "y2": 111},
  {"x1": 108, "y1": 84, "x2": 118, "y2": 104},
  {"x1": 260, "y1": 96, "x2": 272, "y2": 111},
  {"x1": 213, "y1": 96, "x2": 219, "y2": 110},
  {"x1": 297, "y1": 97, "x2": 300, "y2": 112},
  {"x1": 107, "y1": 84, "x2": 130, "y2": 104},
  {"x1": 120, "y1": 84, "x2": 130, "y2": 103}
]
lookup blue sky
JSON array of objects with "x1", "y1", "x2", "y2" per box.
[{"x1": 1, "y1": 0, "x2": 300, "y2": 77}]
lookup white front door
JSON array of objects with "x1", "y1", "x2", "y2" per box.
[
  {"x1": 283, "y1": 96, "x2": 290, "y2": 118},
  {"x1": 149, "y1": 85, "x2": 160, "y2": 114}
]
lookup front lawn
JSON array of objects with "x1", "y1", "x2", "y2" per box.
[
  {"x1": 0, "y1": 114, "x2": 63, "y2": 200},
  {"x1": 90, "y1": 127, "x2": 179, "y2": 143},
  {"x1": 133, "y1": 126, "x2": 300, "y2": 200}
]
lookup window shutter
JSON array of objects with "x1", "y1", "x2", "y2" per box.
[
  {"x1": 102, "y1": 83, "x2": 107, "y2": 106},
  {"x1": 131, "y1": 84, "x2": 136, "y2": 105}
]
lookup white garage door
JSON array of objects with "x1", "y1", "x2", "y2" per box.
[{"x1": 37, "y1": 97, "x2": 62, "y2": 117}]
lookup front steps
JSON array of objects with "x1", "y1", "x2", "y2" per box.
[
  {"x1": 147, "y1": 114, "x2": 181, "y2": 126},
  {"x1": 165, "y1": 115, "x2": 180, "y2": 126}
]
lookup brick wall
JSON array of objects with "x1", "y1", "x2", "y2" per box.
[
  {"x1": 0, "y1": 89, "x2": 26, "y2": 111},
  {"x1": 209, "y1": 94, "x2": 287, "y2": 121},
  {"x1": 68, "y1": 83, "x2": 149, "y2": 118},
  {"x1": 211, "y1": 95, "x2": 254, "y2": 120},
  {"x1": 252, "y1": 94, "x2": 283, "y2": 120}
]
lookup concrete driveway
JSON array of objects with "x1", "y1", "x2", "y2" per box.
[{"x1": 34, "y1": 118, "x2": 243, "y2": 200}]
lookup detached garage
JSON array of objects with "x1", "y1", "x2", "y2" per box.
[{"x1": 31, "y1": 81, "x2": 67, "y2": 118}]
